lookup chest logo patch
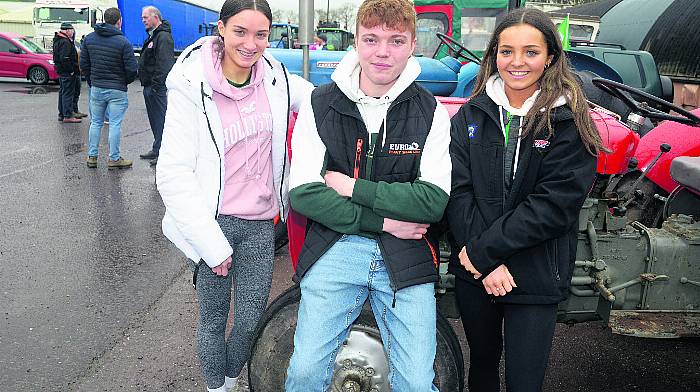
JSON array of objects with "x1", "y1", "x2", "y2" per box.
[
  {"x1": 533, "y1": 139, "x2": 550, "y2": 149},
  {"x1": 147, "y1": 42, "x2": 154, "y2": 49},
  {"x1": 388, "y1": 142, "x2": 421, "y2": 155},
  {"x1": 241, "y1": 101, "x2": 256, "y2": 115},
  {"x1": 467, "y1": 124, "x2": 477, "y2": 139}
]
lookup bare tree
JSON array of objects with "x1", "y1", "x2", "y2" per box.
[
  {"x1": 272, "y1": 8, "x2": 285, "y2": 22},
  {"x1": 334, "y1": 2, "x2": 357, "y2": 30},
  {"x1": 271, "y1": 8, "x2": 298, "y2": 24}
]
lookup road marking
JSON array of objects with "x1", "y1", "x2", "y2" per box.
[{"x1": 0, "y1": 159, "x2": 55, "y2": 179}]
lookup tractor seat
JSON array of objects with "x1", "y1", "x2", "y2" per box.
[{"x1": 670, "y1": 156, "x2": 700, "y2": 192}]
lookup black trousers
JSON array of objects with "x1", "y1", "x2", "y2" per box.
[
  {"x1": 455, "y1": 277, "x2": 557, "y2": 392},
  {"x1": 58, "y1": 75, "x2": 77, "y2": 117},
  {"x1": 72, "y1": 75, "x2": 81, "y2": 112},
  {"x1": 143, "y1": 85, "x2": 167, "y2": 152}
]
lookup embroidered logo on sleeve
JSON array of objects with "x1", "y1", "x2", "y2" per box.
[
  {"x1": 388, "y1": 142, "x2": 422, "y2": 155},
  {"x1": 467, "y1": 124, "x2": 477, "y2": 139},
  {"x1": 533, "y1": 139, "x2": 550, "y2": 149}
]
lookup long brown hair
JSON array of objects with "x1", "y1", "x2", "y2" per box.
[{"x1": 471, "y1": 8, "x2": 602, "y2": 155}]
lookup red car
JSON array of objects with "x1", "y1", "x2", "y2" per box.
[{"x1": 0, "y1": 32, "x2": 59, "y2": 84}]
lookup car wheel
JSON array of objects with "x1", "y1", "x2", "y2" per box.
[
  {"x1": 248, "y1": 285, "x2": 465, "y2": 392},
  {"x1": 28, "y1": 66, "x2": 49, "y2": 85}
]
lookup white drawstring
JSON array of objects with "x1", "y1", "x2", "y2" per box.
[
  {"x1": 382, "y1": 96, "x2": 390, "y2": 148},
  {"x1": 512, "y1": 124, "x2": 522, "y2": 180}
]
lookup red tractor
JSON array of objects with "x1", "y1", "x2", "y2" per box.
[{"x1": 250, "y1": 71, "x2": 700, "y2": 392}]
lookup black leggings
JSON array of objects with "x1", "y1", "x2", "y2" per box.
[{"x1": 455, "y1": 277, "x2": 557, "y2": 392}]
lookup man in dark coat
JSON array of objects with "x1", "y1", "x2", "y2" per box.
[
  {"x1": 80, "y1": 7, "x2": 139, "y2": 170},
  {"x1": 53, "y1": 22, "x2": 81, "y2": 123},
  {"x1": 138, "y1": 5, "x2": 175, "y2": 166}
]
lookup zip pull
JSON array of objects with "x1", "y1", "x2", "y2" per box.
[
  {"x1": 353, "y1": 138, "x2": 364, "y2": 179},
  {"x1": 392, "y1": 291, "x2": 397, "y2": 308}
]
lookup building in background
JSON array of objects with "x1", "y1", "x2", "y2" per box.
[{"x1": 0, "y1": 1, "x2": 35, "y2": 36}]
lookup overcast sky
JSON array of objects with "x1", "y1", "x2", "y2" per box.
[{"x1": 271, "y1": 0, "x2": 364, "y2": 11}]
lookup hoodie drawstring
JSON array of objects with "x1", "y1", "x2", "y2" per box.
[{"x1": 382, "y1": 96, "x2": 390, "y2": 148}]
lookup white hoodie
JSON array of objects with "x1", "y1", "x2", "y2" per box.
[
  {"x1": 485, "y1": 74, "x2": 567, "y2": 178},
  {"x1": 289, "y1": 49, "x2": 452, "y2": 196}
]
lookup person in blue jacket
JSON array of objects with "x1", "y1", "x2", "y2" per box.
[{"x1": 80, "y1": 7, "x2": 138, "y2": 169}]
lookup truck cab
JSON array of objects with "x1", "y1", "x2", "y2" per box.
[{"x1": 32, "y1": 0, "x2": 116, "y2": 50}]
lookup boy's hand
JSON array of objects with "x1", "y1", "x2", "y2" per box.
[{"x1": 324, "y1": 171, "x2": 356, "y2": 198}]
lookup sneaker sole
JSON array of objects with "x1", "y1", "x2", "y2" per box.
[
  {"x1": 108, "y1": 165, "x2": 133, "y2": 170},
  {"x1": 87, "y1": 163, "x2": 97, "y2": 168}
]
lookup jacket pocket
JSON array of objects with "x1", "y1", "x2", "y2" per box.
[{"x1": 507, "y1": 245, "x2": 559, "y2": 297}]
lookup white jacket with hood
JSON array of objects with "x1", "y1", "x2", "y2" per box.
[{"x1": 156, "y1": 36, "x2": 313, "y2": 268}]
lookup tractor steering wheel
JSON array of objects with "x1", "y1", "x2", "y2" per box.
[
  {"x1": 592, "y1": 78, "x2": 700, "y2": 126},
  {"x1": 435, "y1": 33, "x2": 481, "y2": 65}
]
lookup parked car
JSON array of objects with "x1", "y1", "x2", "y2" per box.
[{"x1": 0, "y1": 32, "x2": 58, "y2": 84}]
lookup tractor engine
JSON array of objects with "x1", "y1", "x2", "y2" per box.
[{"x1": 559, "y1": 198, "x2": 700, "y2": 338}]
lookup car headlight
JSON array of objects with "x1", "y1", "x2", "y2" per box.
[{"x1": 47, "y1": 60, "x2": 54, "y2": 65}]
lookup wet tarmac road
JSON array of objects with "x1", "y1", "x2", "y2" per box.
[
  {"x1": 0, "y1": 79, "x2": 184, "y2": 391},
  {"x1": 1, "y1": 79, "x2": 698, "y2": 392}
]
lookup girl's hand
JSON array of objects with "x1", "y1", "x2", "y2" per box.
[
  {"x1": 459, "y1": 246, "x2": 482, "y2": 279},
  {"x1": 212, "y1": 256, "x2": 232, "y2": 277},
  {"x1": 482, "y1": 265, "x2": 516, "y2": 296}
]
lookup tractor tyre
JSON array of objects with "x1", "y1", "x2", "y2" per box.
[{"x1": 248, "y1": 285, "x2": 464, "y2": 392}]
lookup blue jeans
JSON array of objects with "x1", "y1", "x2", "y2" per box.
[
  {"x1": 87, "y1": 85, "x2": 110, "y2": 119},
  {"x1": 286, "y1": 235, "x2": 439, "y2": 392},
  {"x1": 88, "y1": 87, "x2": 128, "y2": 161}
]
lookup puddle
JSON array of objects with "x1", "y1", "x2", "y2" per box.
[{"x1": 4, "y1": 85, "x2": 60, "y2": 95}]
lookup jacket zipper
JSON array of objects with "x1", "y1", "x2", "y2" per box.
[
  {"x1": 200, "y1": 82, "x2": 222, "y2": 218},
  {"x1": 279, "y1": 62, "x2": 291, "y2": 220},
  {"x1": 194, "y1": 83, "x2": 222, "y2": 289},
  {"x1": 552, "y1": 241, "x2": 560, "y2": 281},
  {"x1": 353, "y1": 138, "x2": 364, "y2": 179},
  {"x1": 360, "y1": 93, "x2": 415, "y2": 307},
  {"x1": 423, "y1": 235, "x2": 439, "y2": 268},
  {"x1": 377, "y1": 237, "x2": 399, "y2": 307}
]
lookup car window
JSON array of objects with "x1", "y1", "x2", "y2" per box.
[
  {"x1": 13, "y1": 37, "x2": 47, "y2": 54},
  {"x1": 0, "y1": 38, "x2": 18, "y2": 53}
]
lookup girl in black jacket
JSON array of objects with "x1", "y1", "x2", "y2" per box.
[{"x1": 446, "y1": 8, "x2": 602, "y2": 392}]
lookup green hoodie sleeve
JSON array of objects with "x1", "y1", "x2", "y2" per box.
[
  {"x1": 288, "y1": 95, "x2": 384, "y2": 234},
  {"x1": 350, "y1": 100, "x2": 453, "y2": 223}
]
